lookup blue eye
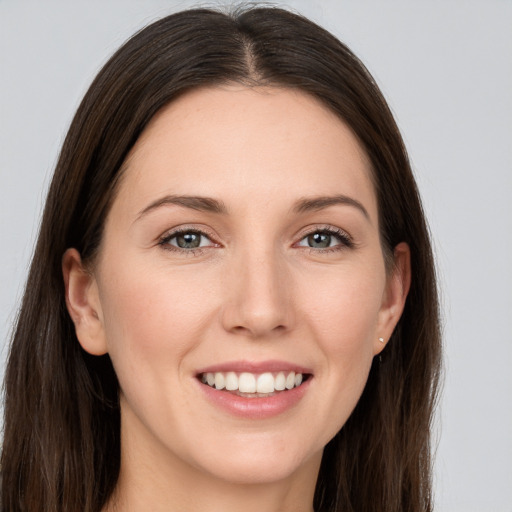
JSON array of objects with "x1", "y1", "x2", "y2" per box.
[
  {"x1": 161, "y1": 230, "x2": 214, "y2": 250},
  {"x1": 297, "y1": 229, "x2": 352, "y2": 250}
]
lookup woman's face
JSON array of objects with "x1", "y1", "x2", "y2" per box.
[{"x1": 66, "y1": 85, "x2": 408, "y2": 486}]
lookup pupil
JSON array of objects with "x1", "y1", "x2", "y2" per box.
[
  {"x1": 177, "y1": 232, "x2": 201, "y2": 248},
  {"x1": 308, "y1": 232, "x2": 330, "y2": 248}
]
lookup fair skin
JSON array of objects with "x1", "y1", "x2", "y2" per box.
[{"x1": 63, "y1": 85, "x2": 410, "y2": 512}]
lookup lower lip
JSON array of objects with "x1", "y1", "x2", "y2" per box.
[{"x1": 197, "y1": 378, "x2": 312, "y2": 419}]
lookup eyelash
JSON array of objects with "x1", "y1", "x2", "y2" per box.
[
  {"x1": 158, "y1": 226, "x2": 354, "y2": 256},
  {"x1": 158, "y1": 227, "x2": 218, "y2": 256},
  {"x1": 296, "y1": 226, "x2": 354, "y2": 253}
]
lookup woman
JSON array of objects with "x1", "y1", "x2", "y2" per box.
[{"x1": 1, "y1": 6, "x2": 441, "y2": 512}]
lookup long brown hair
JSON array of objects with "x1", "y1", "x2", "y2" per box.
[{"x1": 2, "y1": 6, "x2": 441, "y2": 512}]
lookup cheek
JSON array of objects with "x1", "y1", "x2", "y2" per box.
[
  {"x1": 302, "y1": 262, "x2": 384, "y2": 348},
  {"x1": 298, "y1": 263, "x2": 383, "y2": 421},
  {"x1": 96, "y1": 262, "x2": 217, "y2": 385}
]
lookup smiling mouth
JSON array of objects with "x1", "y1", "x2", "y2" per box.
[{"x1": 198, "y1": 371, "x2": 310, "y2": 398}]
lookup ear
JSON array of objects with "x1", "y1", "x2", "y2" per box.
[
  {"x1": 62, "y1": 248, "x2": 108, "y2": 355},
  {"x1": 374, "y1": 242, "x2": 411, "y2": 355}
]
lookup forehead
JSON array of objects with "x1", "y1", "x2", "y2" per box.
[{"x1": 115, "y1": 85, "x2": 377, "y2": 219}]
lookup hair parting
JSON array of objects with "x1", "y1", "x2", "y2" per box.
[{"x1": 2, "y1": 6, "x2": 441, "y2": 512}]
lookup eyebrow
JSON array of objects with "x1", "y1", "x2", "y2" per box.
[
  {"x1": 136, "y1": 195, "x2": 228, "y2": 220},
  {"x1": 293, "y1": 195, "x2": 370, "y2": 220},
  {"x1": 136, "y1": 193, "x2": 370, "y2": 222}
]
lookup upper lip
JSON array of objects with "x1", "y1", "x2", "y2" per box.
[{"x1": 196, "y1": 359, "x2": 313, "y2": 376}]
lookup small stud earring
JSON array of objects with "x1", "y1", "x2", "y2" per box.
[{"x1": 378, "y1": 337, "x2": 385, "y2": 343}]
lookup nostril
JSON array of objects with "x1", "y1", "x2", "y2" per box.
[{"x1": 229, "y1": 323, "x2": 287, "y2": 338}]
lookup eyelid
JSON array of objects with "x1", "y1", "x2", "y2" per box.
[
  {"x1": 157, "y1": 225, "x2": 221, "y2": 252},
  {"x1": 294, "y1": 225, "x2": 354, "y2": 250},
  {"x1": 156, "y1": 223, "x2": 354, "y2": 255}
]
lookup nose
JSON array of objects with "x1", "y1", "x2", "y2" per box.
[{"x1": 221, "y1": 246, "x2": 294, "y2": 339}]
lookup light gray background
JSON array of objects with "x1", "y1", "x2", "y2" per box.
[{"x1": 1, "y1": 1, "x2": 511, "y2": 510}]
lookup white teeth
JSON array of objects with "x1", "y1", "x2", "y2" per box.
[
  {"x1": 201, "y1": 370, "x2": 306, "y2": 394},
  {"x1": 285, "y1": 372, "x2": 296, "y2": 390},
  {"x1": 214, "y1": 373, "x2": 225, "y2": 390},
  {"x1": 274, "y1": 372, "x2": 286, "y2": 391},
  {"x1": 225, "y1": 372, "x2": 238, "y2": 391},
  {"x1": 256, "y1": 372, "x2": 275, "y2": 393},
  {"x1": 238, "y1": 373, "x2": 256, "y2": 393}
]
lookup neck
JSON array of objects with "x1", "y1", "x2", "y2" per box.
[
  {"x1": 103, "y1": 403, "x2": 321, "y2": 512},
  {"x1": 107, "y1": 463, "x2": 319, "y2": 512}
]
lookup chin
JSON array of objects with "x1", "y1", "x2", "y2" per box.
[{"x1": 189, "y1": 436, "x2": 322, "y2": 486}]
